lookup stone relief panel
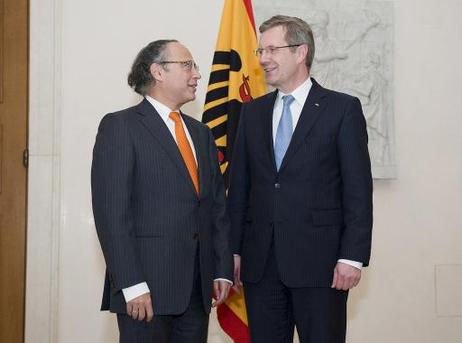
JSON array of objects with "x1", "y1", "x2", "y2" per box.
[{"x1": 253, "y1": 0, "x2": 396, "y2": 178}]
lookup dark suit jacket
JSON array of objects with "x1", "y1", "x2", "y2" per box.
[
  {"x1": 91, "y1": 98, "x2": 233, "y2": 315},
  {"x1": 228, "y1": 78, "x2": 373, "y2": 287}
]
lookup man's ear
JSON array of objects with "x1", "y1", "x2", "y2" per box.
[
  {"x1": 297, "y1": 44, "x2": 309, "y2": 65},
  {"x1": 150, "y1": 63, "x2": 163, "y2": 82}
]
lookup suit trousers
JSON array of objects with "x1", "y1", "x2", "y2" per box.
[
  {"x1": 244, "y1": 243, "x2": 348, "y2": 343},
  {"x1": 117, "y1": 250, "x2": 209, "y2": 343}
]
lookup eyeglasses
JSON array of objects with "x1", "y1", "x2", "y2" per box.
[
  {"x1": 254, "y1": 44, "x2": 302, "y2": 57},
  {"x1": 159, "y1": 60, "x2": 200, "y2": 72}
]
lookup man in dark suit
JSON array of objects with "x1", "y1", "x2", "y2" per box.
[
  {"x1": 228, "y1": 16, "x2": 373, "y2": 343},
  {"x1": 91, "y1": 40, "x2": 233, "y2": 342}
]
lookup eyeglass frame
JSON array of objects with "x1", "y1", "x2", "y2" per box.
[
  {"x1": 254, "y1": 44, "x2": 303, "y2": 57},
  {"x1": 158, "y1": 60, "x2": 200, "y2": 72}
]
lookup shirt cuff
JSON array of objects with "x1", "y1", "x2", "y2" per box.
[
  {"x1": 122, "y1": 282, "x2": 150, "y2": 302},
  {"x1": 338, "y1": 259, "x2": 363, "y2": 270},
  {"x1": 214, "y1": 278, "x2": 233, "y2": 285}
]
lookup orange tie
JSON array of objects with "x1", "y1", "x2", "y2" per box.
[{"x1": 169, "y1": 112, "x2": 199, "y2": 195}]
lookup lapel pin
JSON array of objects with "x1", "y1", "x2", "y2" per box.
[{"x1": 314, "y1": 103, "x2": 320, "y2": 107}]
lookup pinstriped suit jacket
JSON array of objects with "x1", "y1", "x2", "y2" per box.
[
  {"x1": 91, "y1": 98, "x2": 233, "y2": 315},
  {"x1": 228, "y1": 78, "x2": 373, "y2": 287}
]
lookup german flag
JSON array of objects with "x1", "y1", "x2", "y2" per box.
[
  {"x1": 202, "y1": 0, "x2": 265, "y2": 341},
  {"x1": 202, "y1": 0, "x2": 266, "y2": 186}
]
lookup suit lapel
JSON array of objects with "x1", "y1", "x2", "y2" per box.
[
  {"x1": 262, "y1": 91, "x2": 278, "y2": 172},
  {"x1": 278, "y1": 79, "x2": 327, "y2": 172},
  {"x1": 135, "y1": 99, "x2": 197, "y2": 195}
]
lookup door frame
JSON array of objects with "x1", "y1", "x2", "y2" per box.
[{"x1": 26, "y1": 0, "x2": 62, "y2": 341}]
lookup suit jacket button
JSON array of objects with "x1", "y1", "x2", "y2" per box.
[
  {"x1": 193, "y1": 233, "x2": 198, "y2": 240},
  {"x1": 274, "y1": 183, "x2": 280, "y2": 189}
]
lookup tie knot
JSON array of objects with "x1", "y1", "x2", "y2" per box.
[
  {"x1": 169, "y1": 111, "x2": 181, "y2": 123},
  {"x1": 282, "y1": 95, "x2": 295, "y2": 107}
]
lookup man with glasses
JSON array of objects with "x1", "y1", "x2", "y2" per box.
[
  {"x1": 228, "y1": 15, "x2": 373, "y2": 343},
  {"x1": 92, "y1": 39, "x2": 233, "y2": 342}
]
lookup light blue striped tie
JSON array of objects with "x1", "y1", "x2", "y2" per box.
[{"x1": 274, "y1": 94, "x2": 295, "y2": 170}]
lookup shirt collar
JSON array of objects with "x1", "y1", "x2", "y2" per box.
[
  {"x1": 145, "y1": 95, "x2": 179, "y2": 122},
  {"x1": 276, "y1": 77, "x2": 312, "y2": 106}
]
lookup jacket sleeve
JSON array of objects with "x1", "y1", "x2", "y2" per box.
[
  {"x1": 91, "y1": 114, "x2": 144, "y2": 291},
  {"x1": 337, "y1": 97, "x2": 373, "y2": 266},
  {"x1": 227, "y1": 105, "x2": 251, "y2": 254},
  {"x1": 207, "y1": 129, "x2": 234, "y2": 281}
]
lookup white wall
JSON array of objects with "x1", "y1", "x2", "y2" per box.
[{"x1": 27, "y1": 0, "x2": 462, "y2": 342}]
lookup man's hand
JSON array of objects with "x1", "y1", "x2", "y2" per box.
[
  {"x1": 126, "y1": 292, "x2": 153, "y2": 322},
  {"x1": 212, "y1": 280, "x2": 231, "y2": 307},
  {"x1": 232, "y1": 255, "x2": 243, "y2": 293},
  {"x1": 331, "y1": 262, "x2": 361, "y2": 291}
]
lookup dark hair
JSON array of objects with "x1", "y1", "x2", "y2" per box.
[
  {"x1": 259, "y1": 15, "x2": 315, "y2": 69},
  {"x1": 127, "y1": 39, "x2": 177, "y2": 95}
]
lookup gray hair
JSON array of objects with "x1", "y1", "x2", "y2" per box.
[
  {"x1": 259, "y1": 15, "x2": 315, "y2": 69},
  {"x1": 127, "y1": 39, "x2": 177, "y2": 95}
]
